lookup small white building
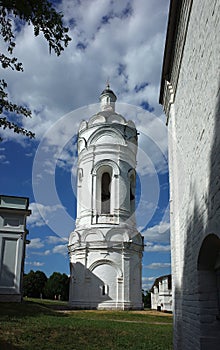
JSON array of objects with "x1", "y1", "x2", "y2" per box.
[
  {"x1": 150, "y1": 274, "x2": 172, "y2": 312},
  {"x1": 0, "y1": 195, "x2": 31, "y2": 302},
  {"x1": 68, "y1": 84, "x2": 144, "y2": 310}
]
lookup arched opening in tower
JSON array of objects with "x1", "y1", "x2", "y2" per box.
[
  {"x1": 101, "y1": 172, "x2": 111, "y2": 214},
  {"x1": 129, "y1": 171, "x2": 135, "y2": 214}
]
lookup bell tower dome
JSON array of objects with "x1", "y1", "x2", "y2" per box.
[
  {"x1": 100, "y1": 82, "x2": 117, "y2": 111},
  {"x1": 68, "y1": 85, "x2": 144, "y2": 310}
]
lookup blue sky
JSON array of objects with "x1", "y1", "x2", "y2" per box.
[{"x1": 0, "y1": 0, "x2": 170, "y2": 290}]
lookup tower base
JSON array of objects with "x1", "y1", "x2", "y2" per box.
[{"x1": 69, "y1": 300, "x2": 143, "y2": 310}]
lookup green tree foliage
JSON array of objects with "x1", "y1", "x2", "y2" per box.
[
  {"x1": 23, "y1": 270, "x2": 48, "y2": 298},
  {"x1": 0, "y1": 0, "x2": 71, "y2": 139},
  {"x1": 44, "y1": 272, "x2": 69, "y2": 301},
  {"x1": 142, "y1": 289, "x2": 151, "y2": 308}
]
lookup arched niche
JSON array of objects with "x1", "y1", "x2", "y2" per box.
[
  {"x1": 69, "y1": 231, "x2": 80, "y2": 245},
  {"x1": 106, "y1": 229, "x2": 129, "y2": 242},
  {"x1": 101, "y1": 171, "x2": 111, "y2": 214},
  {"x1": 78, "y1": 120, "x2": 87, "y2": 132},
  {"x1": 198, "y1": 234, "x2": 220, "y2": 271},
  {"x1": 78, "y1": 138, "x2": 86, "y2": 153},
  {"x1": 89, "y1": 259, "x2": 123, "y2": 278},
  {"x1": 96, "y1": 165, "x2": 112, "y2": 215},
  {"x1": 107, "y1": 114, "x2": 126, "y2": 124},
  {"x1": 88, "y1": 128, "x2": 125, "y2": 146},
  {"x1": 77, "y1": 168, "x2": 83, "y2": 182},
  {"x1": 197, "y1": 233, "x2": 220, "y2": 345},
  {"x1": 92, "y1": 160, "x2": 120, "y2": 177},
  {"x1": 88, "y1": 114, "x2": 106, "y2": 125},
  {"x1": 91, "y1": 160, "x2": 120, "y2": 219},
  {"x1": 83, "y1": 230, "x2": 104, "y2": 242},
  {"x1": 89, "y1": 262, "x2": 118, "y2": 301}
]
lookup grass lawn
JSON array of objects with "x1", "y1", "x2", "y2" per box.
[{"x1": 0, "y1": 299, "x2": 173, "y2": 350}]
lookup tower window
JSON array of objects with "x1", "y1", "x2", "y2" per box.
[
  {"x1": 130, "y1": 184, "x2": 135, "y2": 201},
  {"x1": 102, "y1": 285, "x2": 105, "y2": 295},
  {"x1": 129, "y1": 171, "x2": 135, "y2": 214},
  {"x1": 101, "y1": 284, "x2": 108, "y2": 296},
  {"x1": 101, "y1": 172, "x2": 111, "y2": 214}
]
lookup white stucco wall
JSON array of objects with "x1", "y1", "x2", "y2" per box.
[
  {"x1": 151, "y1": 275, "x2": 172, "y2": 312},
  {"x1": 163, "y1": 0, "x2": 220, "y2": 348},
  {"x1": 0, "y1": 196, "x2": 30, "y2": 302}
]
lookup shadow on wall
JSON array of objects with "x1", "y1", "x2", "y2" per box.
[
  {"x1": 177, "y1": 79, "x2": 220, "y2": 349},
  {"x1": 69, "y1": 262, "x2": 112, "y2": 309},
  {"x1": 0, "y1": 263, "x2": 16, "y2": 289}
]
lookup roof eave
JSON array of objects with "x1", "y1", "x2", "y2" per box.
[{"x1": 159, "y1": 0, "x2": 183, "y2": 105}]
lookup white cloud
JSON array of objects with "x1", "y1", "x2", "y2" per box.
[
  {"x1": 25, "y1": 261, "x2": 45, "y2": 267},
  {"x1": 31, "y1": 250, "x2": 51, "y2": 256},
  {"x1": 135, "y1": 111, "x2": 168, "y2": 176},
  {"x1": 0, "y1": 0, "x2": 169, "y2": 142},
  {"x1": 0, "y1": 153, "x2": 9, "y2": 165},
  {"x1": 1, "y1": 0, "x2": 170, "y2": 242},
  {"x1": 145, "y1": 242, "x2": 171, "y2": 252},
  {"x1": 142, "y1": 221, "x2": 170, "y2": 243},
  {"x1": 27, "y1": 202, "x2": 64, "y2": 227},
  {"x1": 137, "y1": 199, "x2": 159, "y2": 229},
  {"x1": 142, "y1": 283, "x2": 153, "y2": 291},
  {"x1": 52, "y1": 244, "x2": 68, "y2": 256},
  {"x1": 27, "y1": 203, "x2": 46, "y2": 227},
  {"x1": 28, "y1": 238, "x2": 44, "y2": 249},
  {"x1": 46, "y1": 236, "x2": 68, "y2": 245},
  {"x1": 144, "y1": 262, "x2": 171, "y2": 269},
  {"x1": 142, "y1": 276, "x2": 155, "y2": 282},
  {"x1": 142, "y1": 276, "x2": 156, "y2": 290}
]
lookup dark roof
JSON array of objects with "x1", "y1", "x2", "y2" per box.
[
  {"x1": 100, "y1": 82, "x2": 117, "y2": 99},
  {"x1": 101, "y1": 88, "x2": 116, "y2": 98},
  {"x1": 150, "y1": 274, "x2": 172, "y2": 292},
  {"x1": 159, "y1": 0, "x2": 183, "y2": 104}
]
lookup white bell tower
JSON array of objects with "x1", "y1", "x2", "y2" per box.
[{"x1": 68, "y1": 84, "x2": 144, "y2": 310}]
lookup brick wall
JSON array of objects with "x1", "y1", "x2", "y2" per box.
[{"x1": 165, "y1": 0, "x2": 220, "y2": 348}]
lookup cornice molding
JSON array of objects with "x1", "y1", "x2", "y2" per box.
[{"x1": 160, "y1": 0, "x2": 193, "y2": 121}]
